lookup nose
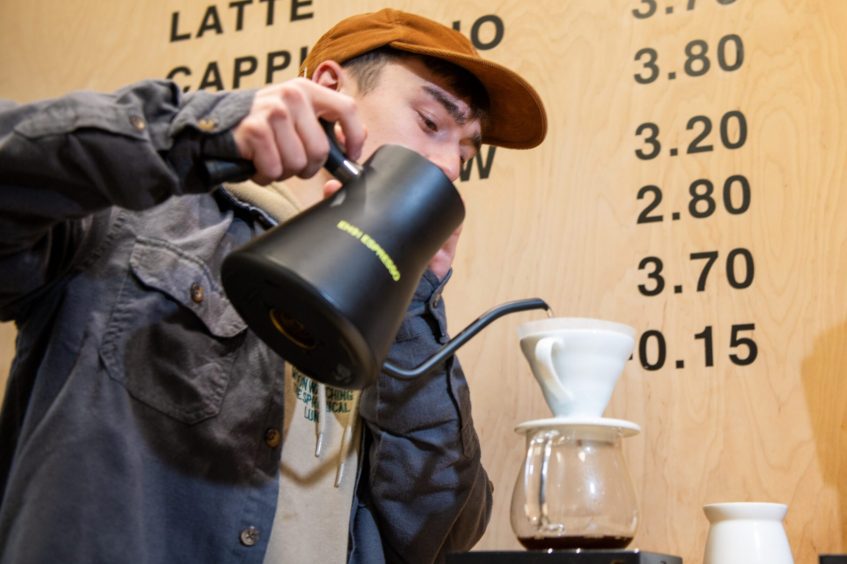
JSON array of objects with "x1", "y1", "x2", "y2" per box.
[{"x1": 424, "y1": 146, "x2": 462, "y2": 182}]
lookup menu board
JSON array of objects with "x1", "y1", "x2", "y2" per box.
[{"x1": 1, "y1": 1, "x2": 845, "y2": 561}]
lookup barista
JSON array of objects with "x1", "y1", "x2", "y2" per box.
[{"x1": 0, "y1": 8, "x2": 546, "y2": 563}]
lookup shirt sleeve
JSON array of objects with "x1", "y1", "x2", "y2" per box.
[
  {"x1": 0, "y1": 79, "x2": 254, "y2": 319},
  {"x1": 357, "y1": 270, "x2": 494, "y2": 563}
]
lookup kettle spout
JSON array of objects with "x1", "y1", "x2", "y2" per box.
[{"x1": 382, "y1": 298, "x2": 551, "y2": 380}]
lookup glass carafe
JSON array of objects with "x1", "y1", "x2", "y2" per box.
[{"x1": 510, "y1": 419, "x2": 639, "y2": 550}]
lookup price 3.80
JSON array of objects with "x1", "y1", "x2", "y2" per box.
[{"x1": 634, "y1": 34, "x2": 743, "y2": 84}]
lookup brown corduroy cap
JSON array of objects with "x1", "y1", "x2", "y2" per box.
[{"x1": 300, "y1": 8, "x2": 547, "y2": 149}]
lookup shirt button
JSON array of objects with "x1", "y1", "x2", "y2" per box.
[
  {"x1": 264, "y1": 428, "x2": 281, "y2": 449},
  {"x1": 240, "y1": 526, "x2": 260, "y2": 547},
  {"x1": 129, "y1": 115, "x2": 146, "y2": 131},
  {"x1": 190, "y1": 282, "x2": 204, "y2": 304},
  {"x1": 197, "y1": 117, "x2": 218, "y2": 131},
  {"x1": 430, "y1": 291, "x2": 442, "y2": 308}
]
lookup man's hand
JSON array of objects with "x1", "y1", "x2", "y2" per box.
[{"x1": 233, "y1": 79, "x2": 366, "y2": 185}]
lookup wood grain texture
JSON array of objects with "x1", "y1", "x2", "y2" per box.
[{"x1": 1, "y1": 1, "x2": 845, "y2": 562}]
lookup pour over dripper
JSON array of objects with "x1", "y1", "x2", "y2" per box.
[{"x1": 517, "y1": 317, "x2": 636, "y2": 418}]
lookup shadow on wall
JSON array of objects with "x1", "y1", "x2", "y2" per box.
[{"x1": 802, "y1": 320, "x2": 847, "y2": 549}]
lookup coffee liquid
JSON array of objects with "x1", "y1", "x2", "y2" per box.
[{"x1": 518, "y1": 535, "x2": 633, "y2": 550}]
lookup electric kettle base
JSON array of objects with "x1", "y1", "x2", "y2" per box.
[
  {"x1": 222, "y1": 252, "x2": 377, "y2": 389},
  {"x1": 446, "y1": 550, "x2": 682, "y2": 564}
]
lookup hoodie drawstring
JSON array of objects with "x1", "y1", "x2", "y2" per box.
[{"x1": 312, "y1": 381, "x2": 360, "y2": 487}]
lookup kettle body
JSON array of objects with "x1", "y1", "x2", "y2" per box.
[{"x1": 221, "y1": 142, "x2": 464, "y2": 389}]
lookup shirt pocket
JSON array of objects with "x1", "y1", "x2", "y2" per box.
[{"x1": 100, "y1": 237, "x2": 247, "y2": 425}]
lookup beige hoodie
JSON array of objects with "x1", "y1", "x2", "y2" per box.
[{"x1": 224, "y1": 181, "x2": 361, "y2": 564}]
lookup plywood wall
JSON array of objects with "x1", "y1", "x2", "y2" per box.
[{"x1": 2, "y1": 1, "x2": 845, "y2": 562}]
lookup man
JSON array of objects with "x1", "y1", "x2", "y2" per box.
[{"x1": 0, "y1": 8, "x2": 546, "y2": 564}]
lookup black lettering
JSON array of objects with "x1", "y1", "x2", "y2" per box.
[
  {"x1": 260, "y1": 0, "x2": 280, "y2": 26},
  {"x1": 452, "y1": 20, "x2": 461, "y2": 31},
  {"x1": 459, "y1": 146, "x2": 496, "y2": 181},
  {"x1": 290, "y1": 0, "x2": 313, "y2": 21},
  {"x1": 266, "y1": 50, "x2": 291, "y2": 83},
  {"x1": 470, "y1": 15, "x2": 504, "y2": 50},
  {"x1": 299, "y1": 46, "x2": 309, "y2": 71},
  {"x1": 197, "y1": 6, "x2": 224, "y2": 38},
  {"x1": 170, "y1": 12, "x2": 192, "y2": 42},
  {"x1": 233, "y1": 55, "x2": 259, "y2": 88},
  {"x1": 166, "y1": 66, "x2": 192, "y2": 92},
  {"x1": 198, "y1": 61, "x2": 225, "y2": 91},
  {"x1": 229, "y1": 0, "x2": 252, "y2": 31}
]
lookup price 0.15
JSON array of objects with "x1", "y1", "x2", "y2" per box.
[{"x1": 638, "y1": 324, "x2": 758, "y2": 370}]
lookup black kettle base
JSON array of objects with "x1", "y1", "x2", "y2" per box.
[{"x1": 222, "y1": 251, "x2": 376, "y2": 389}]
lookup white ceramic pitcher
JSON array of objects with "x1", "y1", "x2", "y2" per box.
[{"x1": 703, "y1": 502, "x2": 793, "y2": 564}]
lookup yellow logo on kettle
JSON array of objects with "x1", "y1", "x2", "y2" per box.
[{"x1": 336, "y1": 220, "x2": 401, "y2": 281}]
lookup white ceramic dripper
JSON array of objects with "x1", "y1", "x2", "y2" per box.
[{"x1": 517, "y1": 317, "x2": 636, "y2": 417}]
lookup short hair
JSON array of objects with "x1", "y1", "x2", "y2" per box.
[{"x1": 342, "y1": 47, "x2": 490, "y2": 125}]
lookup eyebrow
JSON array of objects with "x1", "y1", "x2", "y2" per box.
[{"x1": 422, "y1": 85, "x2": 483, "y2": 152}]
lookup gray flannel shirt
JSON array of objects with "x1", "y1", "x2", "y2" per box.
[{"x1": 0, "y1": 80, "x2": 492, "y2": 564}]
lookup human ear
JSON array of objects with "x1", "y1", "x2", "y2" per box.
[{"x1": 311, "y1": 60, "x2": 347, "y2": 92}]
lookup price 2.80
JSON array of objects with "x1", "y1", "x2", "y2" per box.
[
  {"x1": 637, "y1": 174, "x2": 751, "y2": 224},
  {"x1": 638, "y1": 324, "x2": 757, "y2": 370}
]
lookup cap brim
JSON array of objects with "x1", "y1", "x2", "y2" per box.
[{"x1": 391, "y1": 42, "x2": 547, "y2": 149}]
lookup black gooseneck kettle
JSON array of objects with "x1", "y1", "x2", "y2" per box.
[{"x1": 211, "y1": 121, "x2": 549, "y2": 389}]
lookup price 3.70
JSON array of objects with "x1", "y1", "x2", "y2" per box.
[{"x1": 638, "y1": 248, "x2": 754, "y2": 296}]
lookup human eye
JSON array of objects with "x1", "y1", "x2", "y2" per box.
[{"x1": 417, "y1": 111, "x2": 439, "y2": 133}]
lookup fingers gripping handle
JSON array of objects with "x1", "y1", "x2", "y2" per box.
[
  {"x1": 201, "y1": 119, "x2": 361, "y2": 185},
  {"x1": 202, "y1": 158, "x2": 256, "y2": 184}
]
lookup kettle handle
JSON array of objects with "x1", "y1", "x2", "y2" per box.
[
  {"x1": 382, "y1": 298, "x2": 551, "y2": 380},
  {"x1": 201, "y1": 119, "x2": 362, "y2": 185}
]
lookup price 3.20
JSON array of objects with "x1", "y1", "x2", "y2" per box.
[{"x1": 635, "y1": 110, "x2": 746, "y2": 160}]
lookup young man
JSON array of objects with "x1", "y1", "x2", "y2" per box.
[{"x1": 0, "y1": 8, "x2": 546, "y2": 564}]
